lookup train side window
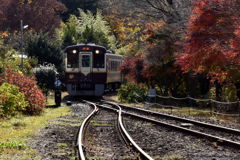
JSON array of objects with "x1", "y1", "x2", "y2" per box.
[
  {"x1": 111, "y1": 61, "x2": 113, "y2": 71},
  {"x1": 109, "y1": 61, "x2": 111, "y2": 71}
]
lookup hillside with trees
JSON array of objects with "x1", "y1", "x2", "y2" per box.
[
  {"x1": 0, "y1": 0, "x2": 239, "y2": 116},
  {"x1": 1, "y1": 0, "x2": 240, "y2": 159}
]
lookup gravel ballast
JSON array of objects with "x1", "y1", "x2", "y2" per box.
[{"x1": 28, "y1": 100, "x2": 240, "y2": 160}]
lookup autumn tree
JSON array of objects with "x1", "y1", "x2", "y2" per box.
[
  {"x1": 120, "y1": 57, "x2": 147, "y2": 84},
  {"x1": 176, "y1": 0, "x2": 240, "y2": 100},
  {"x1": 0, "y1": 0, "x2": 66, "y2": 32},
  {"x1": 105, "y1": 15, "x2": 143, "y2": 56},
  {"x1": 141, "y1": 22, "x2": 187, "y2": 96},
  {"x1": 100, "y1": 0, "x2": 192, "y2": 24},
  {"x1": 119, "y1": 22, "x2": 188, "y2": 96}
]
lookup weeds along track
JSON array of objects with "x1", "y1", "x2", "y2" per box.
[
  {"x1": 102, "y1": 101, "x2": 240, "y2": 149},
  {"x1": 77, "y1": 100, "x2": 153, "y2": 160}
]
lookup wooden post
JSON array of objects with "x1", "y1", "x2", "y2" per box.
[{"x1": 210, "y1": 100, "x2": 213, "y2": 116}]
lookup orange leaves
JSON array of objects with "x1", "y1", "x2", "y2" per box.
[
  {"x1": 176, "y1": 0, "x2": 240, "y2": 83},
  {"x1": 106, "y1": 15, "x2": 142, "y2": 43},
  {"x1": 0, "y1": 32, "x2": 8, "y2": 38},
  {"x1": 120, "y1": 57, "x2": 146, "y2": 84},
  {"x1": 0, "y1": 68, "x2": 46, "y2": 115}
]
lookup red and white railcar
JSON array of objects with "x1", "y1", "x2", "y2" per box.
[{"x1": 64, "y1": 43, "x2": 123, "y2": 96}]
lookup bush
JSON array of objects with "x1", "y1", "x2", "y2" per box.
[
  {"x1": 0, "y1": 83, "x2": 28, "y2": 118},
  {"x1": 117, "y1": 83, "x2": 147, "y2": 103},
  {"x1": 0, "y1": 68, "x2": 46, "y2": 115},
  {"x1": 34, "y1": 63, "x2": 58, "y2": 94}
]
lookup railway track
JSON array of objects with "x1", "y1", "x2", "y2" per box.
[
  {"x1": 75, "y1": 99, "x2": 240, "y2": 159},
  {"x1": 102, "y1": 100, "x2": 240, "y2": 149},
  {"x1": 77, "y1": 100, "x2": 154, "y2": 160}
]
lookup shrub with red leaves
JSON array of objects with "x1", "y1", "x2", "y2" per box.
[
  {"x1": 0, "y1": 68, "x2": 46, "y2": 115},
  {"x1": 120, "y1": 57, "x2": 147, "y2": 84}
]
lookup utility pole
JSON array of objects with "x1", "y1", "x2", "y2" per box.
[
  {"x1": 20, "y1": 20, "x2": 24, "y2": 71},
  {"x1": 20, "y1": 20, "x2": 28, "y2": 72}
]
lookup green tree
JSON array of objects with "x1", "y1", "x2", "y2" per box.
[
  {"x1": 60, "y1": 0, "x2": 99, "y2": 21},
  {"x1": 25, "y1": 32, "x2": 64, "y2": 72},
  {"x1": 0, "y1": 38, "x2": 34, "y2": 74},
  {"x1": 58, "y1": 10, "x2": 117, "y2": 50}
]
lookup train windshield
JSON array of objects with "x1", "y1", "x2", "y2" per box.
[
  {"x1": 67, "y1": 50, "x2": 79, "y2": 68},
  {"x1": 93, "y1": 49, "x2": 104, "y2": 68},
  {"x1": 82, "y1": 55, "x2": 90, "y2": 67}
]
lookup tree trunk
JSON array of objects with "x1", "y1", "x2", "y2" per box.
[
  {"x1": 215, "y1": 81, "x2": 222, "y2": 101},
  {"x1": 234, "y1": 82, "x2": 240, "y2": 100},
  {"x1": 198, "y1": 73, "x2": 210, "y2": 95}
]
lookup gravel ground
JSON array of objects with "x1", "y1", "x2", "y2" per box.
[
  {"x1": 121, "y1": 106, "x2": 240, "y2": 142},
  {"x1": 102, "y1": 94, "x2": 240, "y2": 131},
  {"x1": 29, "y1": 103, "x2": 92, "y2": 160},
  {"x1": 28, "y1": 97, "x2": 240, "y2": 160},
  {"x1": 84, "y1": 109, "x2": 139, "y2": 160},
  {"x1": 143, "y1": 104, "x2": 240, "y2": 130},
  {"x1": 124, "y1": 116, "x2": 240, "y2": 160}
]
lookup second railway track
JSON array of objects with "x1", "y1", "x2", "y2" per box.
[
  {"x1": 102, "y1": 101, "x2": 240, "y2": 148},
  {"x1": 76, "y1": 100, "x2": 240, "y2": 160}
]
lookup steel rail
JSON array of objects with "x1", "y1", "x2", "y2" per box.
[
  {"x1": 118, "y1": 103, "x2": 240, "y2": 135},
  {"x1": 77, "y1": 101, "x2": 99, "y2": 160},
  {"x1": 98, "y1": 101, "x2": 154, "y2": 160},
  {"x1": 122, "y1": 111, "x2": 240, "y2": 148},
  {"x1": 102, "y1": 100, "x2": 240, "y2": 148}
]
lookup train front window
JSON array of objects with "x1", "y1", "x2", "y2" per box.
[
  {"x1": 67, "y1": 50, "x2": 79, "y2": 68},
  {"x1": 93, "y1": 50, "x2": 104, "y2": 68},
  {"x1": 82, "y1": 55, "x2": 90, "y2": 67}
]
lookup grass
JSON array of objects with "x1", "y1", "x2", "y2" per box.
[
  {"x1": 0, "y1": 140, "x2": 28, "y2": 150},
  {"x1": 90, "y1": 120, "x2": 113, "y2": 126},
  {"x1": 153, "y1": 107, "x2": 212, "y2": 117},
  {"x1": 49, "y1": 120, "x2": 81, "y2": 127},
  {"x1": 57, "y1": 143, "x2": 68, "y2": 148},
  {"x1": 86, "y1": 155, "x2": 104, "y2": 160},
  {"x1": 158, "y1": 154, "x2": 185, "y2": 160},
  {"x1": 111, "y1": 94, "x2": 240, "y2": 124},
  {"x1": 0, "y1": 93, "x2": 71, "y2": 160},
  {"x1": 153, "y1": 106, "x2": 240, "y2": 124}
]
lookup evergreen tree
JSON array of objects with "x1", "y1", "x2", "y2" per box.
[
  {"x1": 60, "y1": 0, "x2": 99, "y2": 21},
  {"x1": 26, "y1": 32, "x2": 64, "y2": 72},
  {"x1": 58, "y1": 10, "x2": 117, "y2": 50}
]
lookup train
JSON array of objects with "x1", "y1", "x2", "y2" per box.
[{"x1": 64, "y1": 43, "x2": 123, "y2": 96}]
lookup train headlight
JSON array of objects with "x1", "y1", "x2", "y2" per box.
[
  {"x1": 72, "y1": 49, "x2": 77, "y2": 54},
  {"x1": 95, "y1": 50, "x2": 100, "y2": 54},
  {"x1": 69, "y1": 74, "x2": 74, "y2": 79}
]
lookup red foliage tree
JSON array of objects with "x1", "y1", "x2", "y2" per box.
[
  {"x1": 0, "y1": 0, "x2": 66, "y2": 32},
  {"x1": 0, "y1": 68, "x2": 46, "y2": 115},
  {"x1": 176, "y1": 0, "x2": 240, "y2": 83},
  {"x1": 120, "y1": 56, "x2": 147, "y2": 84}
]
